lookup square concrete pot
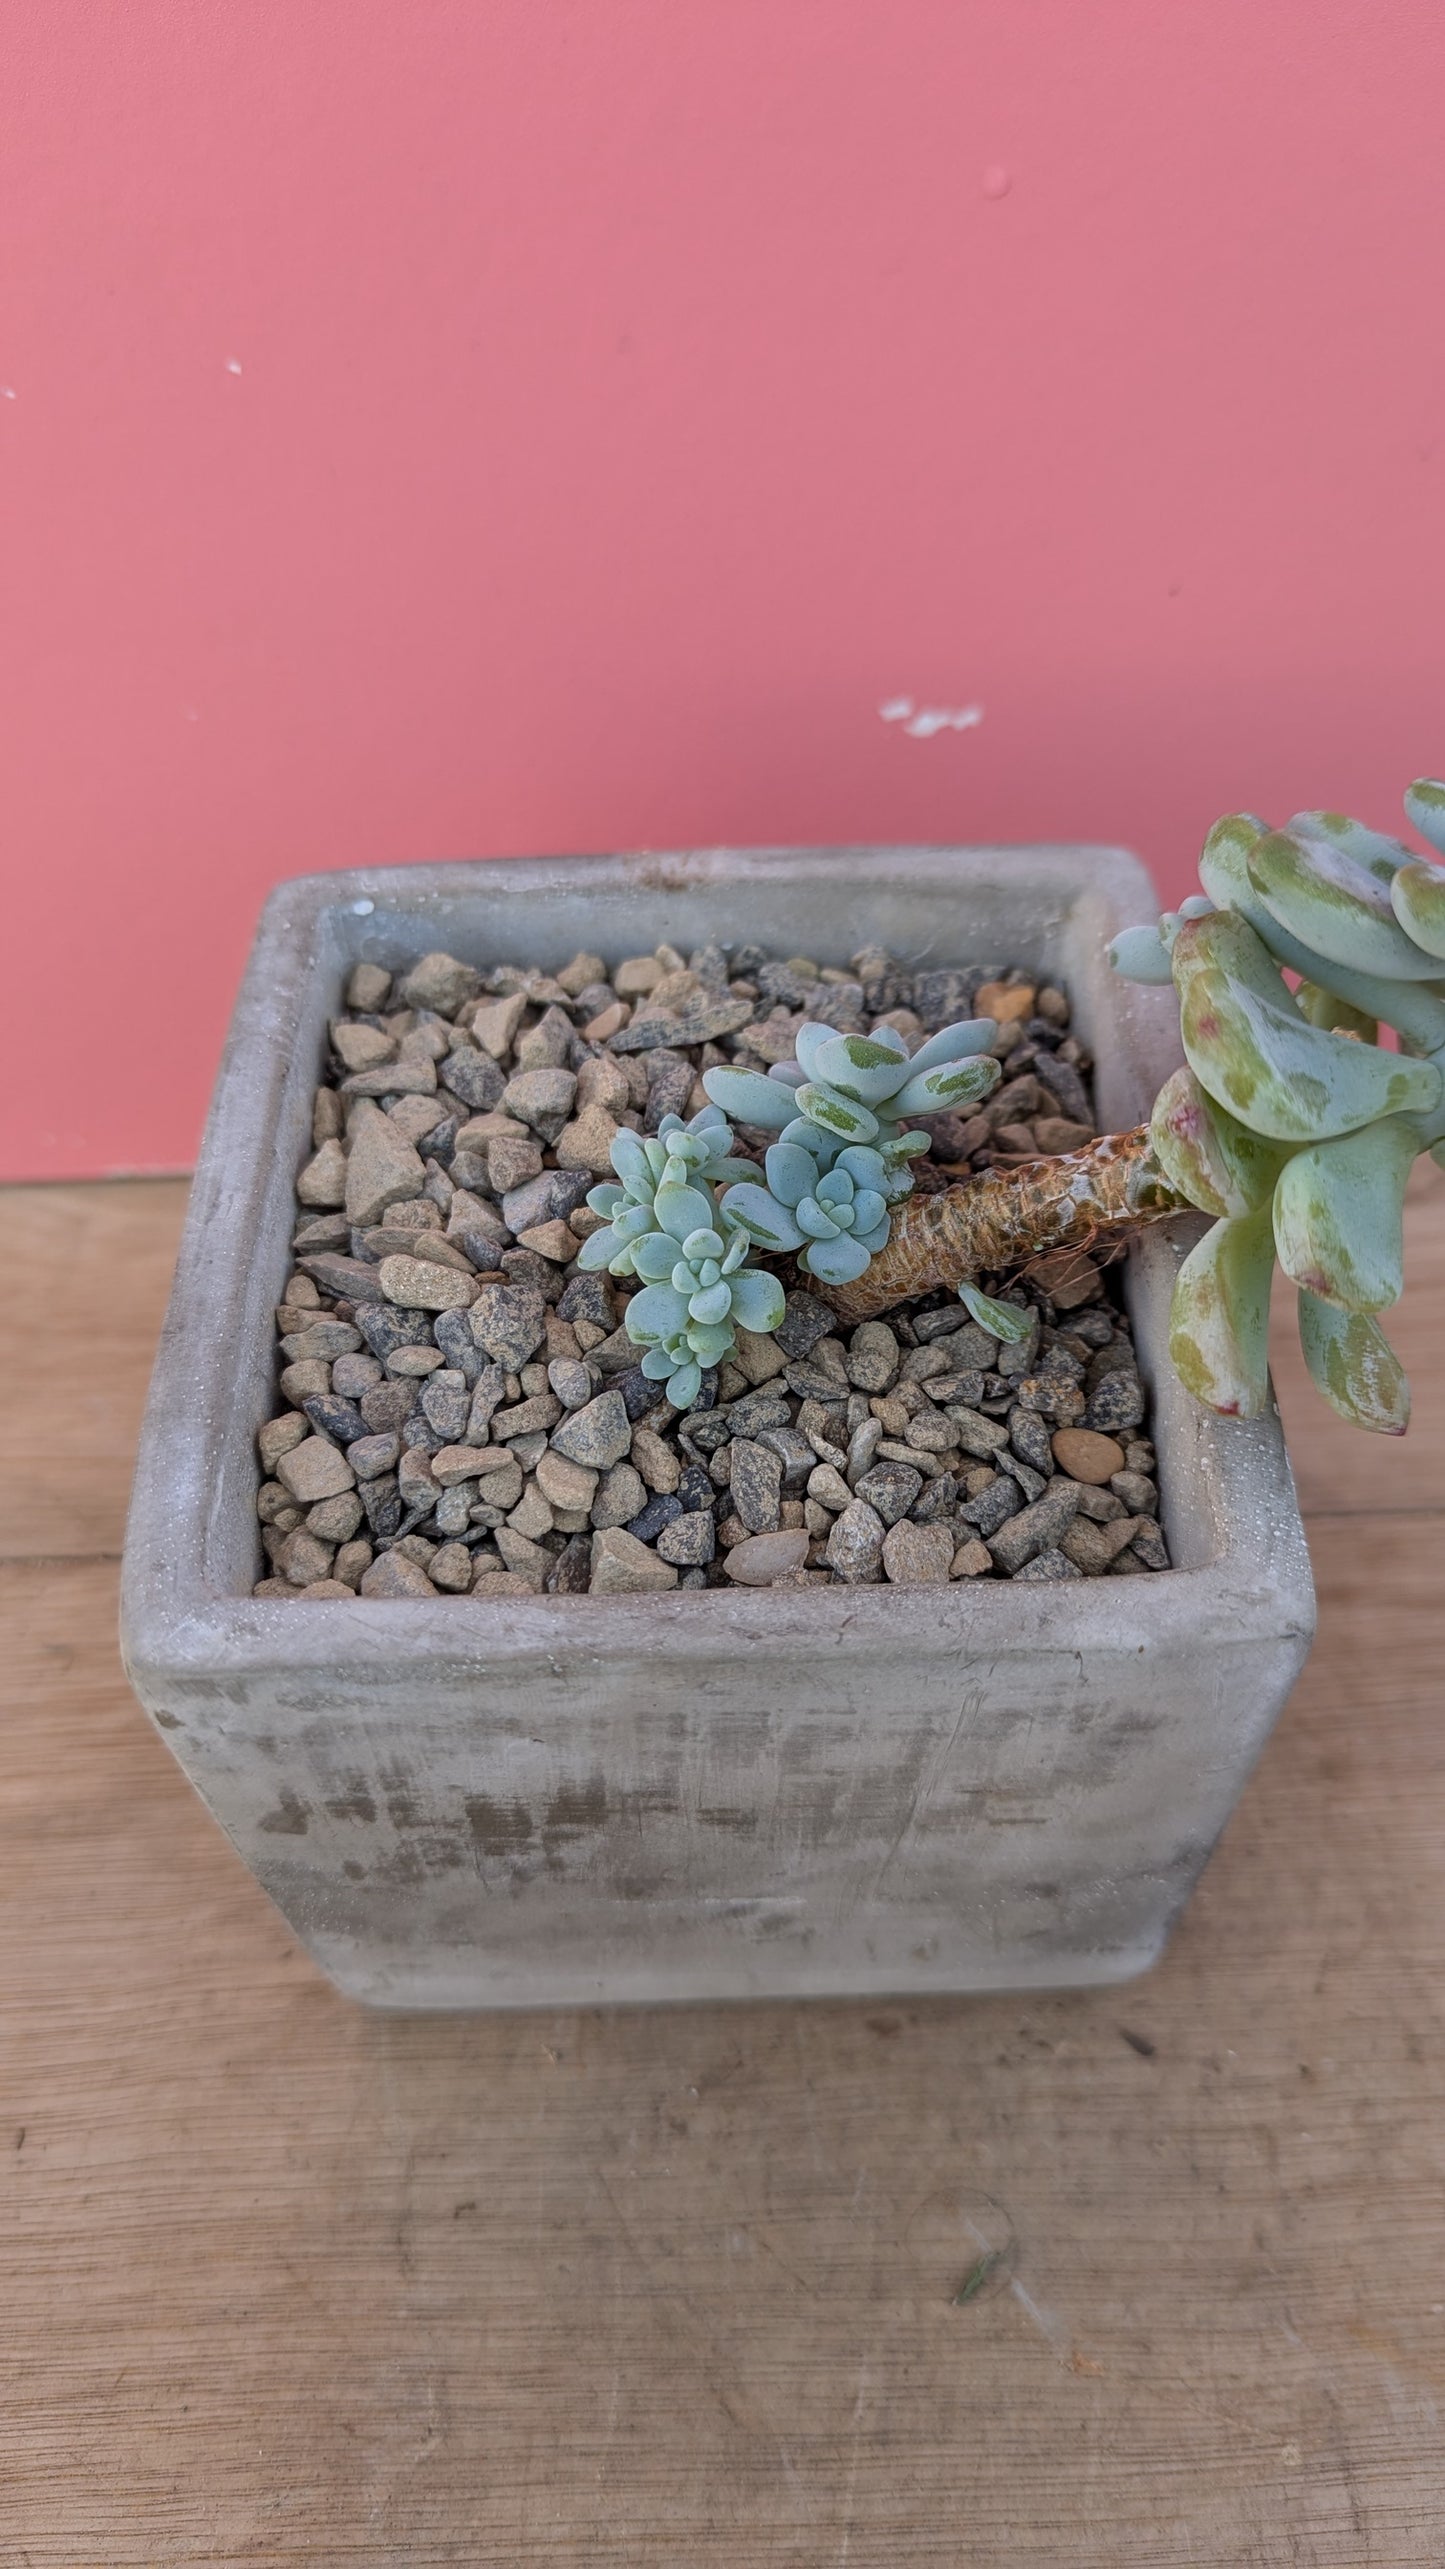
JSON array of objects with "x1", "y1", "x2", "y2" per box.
[{"x1": 121, "y1": 847, "x2": 1315, "y2": 2008}]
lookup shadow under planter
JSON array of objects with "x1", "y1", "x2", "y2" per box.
[{"x1": 121, "y1": 845, "x2": 1315, "y2": 2007}]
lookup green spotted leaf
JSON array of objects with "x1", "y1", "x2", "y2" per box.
[
  {"x1": 701, "y1": 1066, "x2": 797, "y2": 1128},
  {"x1": 1171, "y1": 912, "x2": 1443, "y2": 1142},
  {"x1": 1271, "y1": 1118, "x2": 1418, "y2": 1312},
  {"x1": 1297, "y1": 1293, "x2": 1410, "y2": 1435},
  {"x1": 891, "y1": 1055, "x2": 1001, "y2": 1117},
  {"x1": 1404, "y1": 777, "x2": 1445, "y2": 859},
  {"x1": 1199, "y1": 813, "x2": 1445, "y2": 1051},
  {"x1": 1287, "y1": 810, "x2": 1413, "y2": 884},
  {"x1": 1149, "y1": 1066, "x2": 1287, "y2": 1218},
  {"x1": 1246, "y1": 825, "x2": 1441, "y2": 980},
  {"x1": 794, "y1": 1082, "x2": 881, "y2": 1143},
  {"x1": 1390, "y1": 860, "x2": 1445, "y2": 963},
  {"x1": 1293, "y1": 981, "x2": 1377, "y2": 1042},
  {"x1": 1167, "y1": 1204, "x2": 1276, "y2": 1419}
]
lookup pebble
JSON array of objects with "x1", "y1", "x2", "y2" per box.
[
  {"x1": 1126, "y1": 1517, "x2": 1170, "y2": 1570},
  {"x1": 853, "y1": 1459, "x2": 922, "y2": 1526},
  {"x1": 589, "y1": 1527, "x2": 679, "y2": 1594},
  {"x1": 591, "y1": 1462, "x2": 647, "y2": 1527},
  {"x1": 951, "y1": 1538, "x2": 994, "y2": 1579},
  {"x1": 399, "y1": 952, "x2": 480, "y2": 1015},
  {"x1": 360, "y1": 1550, "x2": 438, "y2": 1597},
  {"x1": 275, "y1": 1436, "x2": 356, "y2": 1504},
  {"x1": 1011, "y1": 1548, "x2": 1084, "y2": 1583},
  {"x1": 344, "y1": 1103, "x2": 427, "y2": 1227},
  {"x1": 881, "y1": 1521, "x2": 954, "y2": 1584},
  {"x1": 723, "y1": 1530, "x2": 811, "y2": 1586},
  {"x1": 501, "y1": 1066, "x2": 577, "y2": 1139},
  {"x1": 656, "y1": 1511, "x2": 716, "y2": 1566},
  {"x1": 1109, "y1": 1470, "x2": 1159, "y2": 1517},
  {"x1": 1085, "y1": 1371, "x2": 1146, "y2": 1434},
  {"x1": 1050, "y1": 1427, "x2": 1125, "y2": 1484},
  {"x1": 551, "y1": 1390, "x2": 633, "y2": 1470},
  {"x1": 825, "y1": 1499, "x2": 886, "y2": 1584},
  {"x1": 377, "y1": 1254, "x2": 475, "y2": 1312},
  {"x1": 729, "y1": 1439, "x2": 783, "y2": 1533},
  {"x1": 258, "y1": 1412, "x2": 308, "y2": 1471},
  {"x1": 469, "y1": 1281, "x2": 548, "y2": 1370},
  {"x1": 628, "y1": 1490, "x2": 684, "y2": 1544},
  {"x1": 987, "y1": 1481, "x2": 1083, "y2": 1574},
  {"x1": 534, "y1": 1449, "x2": 599, "y2": 1513},
  {"x1": 631, "y1": 1426, "x2": 682, "y2": 1493}
]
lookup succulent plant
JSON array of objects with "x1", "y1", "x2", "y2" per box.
[
  {"x1": 703, "y1": 1017, "x2": 1001, "y2": 1285},
  {"x1": 575, "y1": 1105, "x2": 783, "y2": 1407},
  {"x1": 1111, "y1": 782, "x2": 1445, "y2": 1433}
]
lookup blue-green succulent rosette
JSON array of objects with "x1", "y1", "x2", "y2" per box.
[{"x1": 703, "y1": 1015, "x2": 1000, "y2": 1286}]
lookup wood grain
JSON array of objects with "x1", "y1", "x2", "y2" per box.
[{"x1": 2, "y1": 1171, "x2": 1443, "y2": 2564}]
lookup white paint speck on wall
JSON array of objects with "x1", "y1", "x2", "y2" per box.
[{"x1": 879, "y1": 697, "x2": 984, "y2": 739}]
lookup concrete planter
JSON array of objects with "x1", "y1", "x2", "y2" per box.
[{"x1": 121, "y1": 847, "x2": 1315, "y2": 2008}]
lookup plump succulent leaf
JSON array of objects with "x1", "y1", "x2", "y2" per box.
[
  {"x1": 1404, "y1": 777, "x2": 1445, "y2": 858},
  {"x1": 727, "y1": 1267, "x2": 786, "y2": 1334},
  {"x1": 1246, "y1": 825, "x2": 1441, "y2": 980},
  {"x1": 719, "y1": 1180, "x2": 805, "y2": 1251},
  {"x1": 1297, "y1": 1293, "x2": 1410, "y2": 1434},
  {"x1": 1148, "y1": 1065, "x2": 1288, "y2": 1218},
  {"x1": 1199, "y1": 812, "x2": 1445, "y2": 1048},
  {"x1": 792, "y1": 1082, "x2": 881, "y2": 1143},
  {"x1": 763, "y1": 1141, "x2": 820, "y2": 1208},
  {"x1": 1171, "y1": 912, "x2": 1443, "y2": 1141},
  {"x1": 801, "y1": 1232, "x2": 873, "y2": 1285},
  {"x1": 904, "y1": 1018, "x2": 998, "y2": 1073},
  {"x1": 701, "y1": 1065, "x2": 798, "y2": 1127},
  {"x1": 1390, "y1": 859, "x2": 1445, "y2": 963},
  {"x1": 1107, "y1": 924, "x2": 1176, "y2": 984},
  {"x1": 630, "y1": 1231, "x2": 682, "y2": 1282},
  {"x1": 1287, "y1": 810, "x2": 1414, "y2": 884},
  {"x1": 1167, "y1": 1204, "x2": 1276, "y2": 1419},
  {"x1": 957, "y1": 1282, "x2": 1035, "y2": 1342},
  {"x1": 665, "y1": 1358, "x2": 703, "y2": 1409},
  {"x1": 809, "y1": 1031, "x2": 912, "y2": 1102},
  {"x1": 654, "y1": 1181, "x2": 716, "y2": 1243},
  {"x1": 1270, "y1": 1117, "x2": 1418, "y2": 1312},
  {"x1": 891, "y1": 1055, "x2": 1001, "y2": 1116}
]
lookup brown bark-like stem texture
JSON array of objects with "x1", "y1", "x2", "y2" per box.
[{"x1": 820, "y1": 1126, "x2": 1186, "y2": 1325}]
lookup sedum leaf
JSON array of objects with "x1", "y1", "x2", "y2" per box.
[
  {"x1": 801, "y1": 1232, "x2": 872, "y2": 1285},
  {"x1": 1293, "y1": 981, "x2": 1377, "y2": 1042},
  {"x1": 1270, "y1": 1117, "x2": 1418, "y2": 1312},
  {"x1": 1199, "y1": 813, "x2": 1445, "y2": 1050},
  {"x1": 764, "y1": 1140, "x2": 821, "y2": 1208},
  {"x1": 654, "y1": 1182, "x2": 716, "y2": 1243},
  {"x1": 701, "y1": 1066, "x2": 797, "y2": 1127},
  {"x1": 1148, "y1": 1065, "x2": 1288, "y2": 1218},
  {"x1": 1390, "y1": 859, "x2": 1445, "y2": 963},
  {"x1": 811, "y1": 1032, "x2": 913, "y2": 1102},
  {"x1": 903, "y1": 1018, "x2": 998, "y2": 1074},
  {"x1": 1404, "y1": 777, "x2": 1445, "y2": 858},
  {"x1": 719, "y1": 1180, "x2": 805, "y2": 1251},
  {"x1": 794, "y1": 1082, "x2": 881, "y2": 1142},
  {"x1": 1168, "y1": 1204, "x2": 1275, "y2": 1418},
  {"x1": 727, "y1": 1267, "x2": 786, "y2": 1334},
  {"x1": 1287, "y1": 809, "x2": 1413, "y2": 884},
  {"x1": 957, "y1": 1282, "x2": 1035, "y2": 1342},
  {"x1": 1297, "y1": 1292, "x2": 1410, "y2": 1434},
  {"x1": 1107, "y1": 924, "x2": 1175, "y2": 984},
  {"x1": 891, "y1": 1056, "x2": 1001, "y2": 1116},
  {"x1": 1171, "y1": 911, "x2": 1443, "y2": 1141},
  {"x1": 1246, "y1": 825, "x2": 1441, "y2": 980},
  {"x1": 625, "y1": 1282, "x2": 691, "y2": 1343}
]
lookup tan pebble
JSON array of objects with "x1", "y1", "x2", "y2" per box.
[
  {"x1": 974, "y1": 980, "x2": 1036, "y2": 1023},
  {"x1": 556, "y1": 950, "x2": 608, "y2": 996},
  {"x1": 950, "y1": 1539, "x2": 995, "y2": 1579},
  {"x1": 722, "y1": 1530, "x2": 810, "y2": 1587},
  {"x1": 1050, "y1": 1428, "x2": 1125, "y2": 1484},
  {"x1": 1035, "y1": 985, "x2": 1070, "y2": 1026},
  {"x1": 276, "y1": 1436, "x2": 355, "y2": 1504},
  {"x1": 613, "y1": 956, "x2": 663, "y2": 997},
  {"x1": 535, "y1": 1449, "x2": 599, "y2": 1513},
  {"x1": 881, "y1": 1521, "x2": 954, "y2": 1584},
  {"x1": 297, "y1": 1578, "x2": 356, "y2": 1599},
  {"x1": 252, "y1": 1577, "x2": 298, "y2": 1599},
  {"x1": 378, "y1": 1253, "x2": 477, "y2": 1312},
  {"x1": 258, "y1": 1411, "x2": 309, "y2": 1471},
  {"x1": 516, "y1": 1219, "x2": 580, "y2": 1263},
  {"x1": 589, "y1": 1527, "x2": 679, "y2": 1594},
  {"x1": 346, "y1": 962, "x2": 392, "y2": 1010},
  {"x1": 631, "y1": 1427, "x2": 681, "y2": 1493},
  {"x1": 583, "y1": 1000, "x2": 629, "y2": 1041},
  {"x1": 333, "y1": 1539, "x2": 373, "y2": 1588},
  {"x1": 279, "y1": 1529, "x2": 336, "y2": 1586},
  {"x1": 470, "y1": 992, "x2": 529, "y2": 1059},
  {"x1": 470, "y1": 1567, "x2": 538, "y2": 1598},
  {"x1": 429, "y1": 1541, "x2": 476, "y2": 1592},
  {"x1": 553, "y1": 1104, "x2": 621, "y2": 1174},
  {"x1": 1034, "y1": 1116, "x2": 1096, "y2": 1154},
  {"x1": 360, "y1": 1550, "x2": 439, "y2": 1598},
  {"x1": 296, "y1": 1138, "x2": 349, "y2": 1207},
  {"x1": 731, "y1": 1327, "x2": 789, "y2": 1385},
  {"x1": 331, "y1": 1020, "x2": 397, "y2": 1072}
]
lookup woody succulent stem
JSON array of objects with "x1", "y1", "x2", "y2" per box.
[{"x1": 817, "y1": 1127, "x2": 1188, "y2": 1325}]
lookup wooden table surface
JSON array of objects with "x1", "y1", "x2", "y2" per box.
[{"x1": 3, "y1": 1171, "x2": 1443, "y2": 2566}]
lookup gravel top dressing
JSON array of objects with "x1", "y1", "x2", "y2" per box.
[{"x1": 253, "y1": 936, "x2": 1168, "y2": 1599}]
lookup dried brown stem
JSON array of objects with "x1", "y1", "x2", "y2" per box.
[{"x1": 819, "y1": 1126, "x2": 1187, "y2": 1324}]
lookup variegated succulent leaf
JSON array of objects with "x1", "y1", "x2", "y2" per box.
[
  {"x1": 1167, "y1": 1204, "x2": 1276, "y2": 1420},
  {"x1": 1270, "y1": 1118, "x2": 1417, "y2": 1313},
  {"x1": 1404, "y1": 778, "x2": 1445, "y2": 858},
  {"x1": 1296, "y1": 1293, "x2": 1410, "y2": 1435},
  {"x1": 1148, "y1": 1065, "x2": 1288, "y2": 1218}
]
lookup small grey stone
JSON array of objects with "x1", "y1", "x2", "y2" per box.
[
  {"x1": 806, "y1": 1463, "x2": 853, "y2": 1513},
  {"x1": 1125, "y1": 1516, "x2": 1170, "y2": 1570},
  {"x1": 947, "y1": 1407, "x2": 1012, "y2": 1462},
  {"x1": 730, "y1": 1439, "x2": 784, "y2": 1533},
  {"x1": 500, "y1": 1168, "x2": 592, "y2": 1235},
  {"x1": 1010, "y1": 1547, "x2": 1084, "y2": 1584},
  {"x1": 433, "y1": 1487, "x2": 473, "y2": 1538},
  {"x1": 358, "y1": 1475, "x2": 403, "y2": 1538},
  {"x1": 1009, "y1": 1407, "x2": 1056, "y2": 1475},
  {"x1": 845, "y1": 1322, "x2": 900, "y2": 1392},
  {"x1": 910, "y1": 1470, "x2": 959, "y2": 1523},
  {"x1": 774, "y1": 1292, "x2": 834, "y2": 1359},
  {"x1": 546, "y1": 1532, "x2": 595, "y2": 1593},
  {"x1": 469, "y1": 1281, "x2": 548, "y2": 1371},
  {"x1": 378, "y1": 1253, "x2": 476, "y2": 1312},
  {"x1": 854, "y1": 1459, "x2": 923, "y2": 1527},
  {"x1": 551, "y1": 1390, "x2": 633, "y2": 1470},
  {"x1": 419, "y1": 1374, "x2": 471, "y2": 1442},
  {"x1": 557, "y1": 1271, "x2": 616, "y2": 1330},
  {"x1": 881, "y1": 1520, "x2": 955, "y2": 1585},
  {"x1": 642, "y1": 1049, "x2": 696, "y2": 1125},
  {"x1": 987, "y1": 1480, "x2": 1083, "y2": 1574},
  {"x1": 440, "y1": 1049, "x2": 505, "y2": 1112},
  {"x1": 656, "y1": 1510, "x2": 716, "y2": 1566},
  {"x1": 399, "y1": 953, "x2": 480, "y2": 1014},
  {"x1": 960, "y1": 1474, "x2": 1023, "y2": 1539},
  {"x1": 302, "y1": 1392, "x2": 369, "y2": 1445},
  {"x1": 330, "y1": 1351, "x2": 384, "y2": 1397},
  {"x1": 500, "y1": 1066, "x2": 578, "y2": 1140},
  {"x1": 547, "y1": 1357, "x2": 595, "y2": 1410},
  {"x1": 1086, "y1": 1371, "x2": 1147, "y2": 1434},
  {"x1": 785, "y1": 1358, "x2": 852, "y2": 1403},
  {"x1": 611, "y1": 1365, "x2": 662, "y2": 1423},
  {"x1": 590, "y1": 1526, "x2": 679, "y2": 1593},
  {"x1": 675, "y1": 1462, "x2": 717, "y2": 1513},
  {"x1": 1109, "y1": 1470, "x2": 1159, "y2": 1517},
  {"x1": 1034, "y1": 1050, "x2": 1092, "y2": 1124},
  {"x1": 1000, "y1": 1456, "x2": 1047, "y2": 1503},
  {"x1": 845, "y1": 1415, "x2": 883, "y2": 1483},
  {"x1": 722, "y1": 1530, "x2": 811, "y2": 1587},
  {"x1": 627, "y1": 1490, "x2": 684, "y2": 1544},
  {"x1": 757, "y1": 1425, "x2": 817, "y2": 1490},
  {"x1": 726, "y1": 1388, "x2": 792, "y2": 1439},
  {"x1": 825, "y1": 1499, "x2": 886, "y2": 1584}
]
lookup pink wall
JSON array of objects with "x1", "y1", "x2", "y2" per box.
[{"x1": 4, "y1": 3, "x2": 1444, "y2": 1179}]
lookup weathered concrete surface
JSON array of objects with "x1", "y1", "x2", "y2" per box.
[{"x1": 120, "y1": 847, "x2": 1315, "y2": 2007}]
